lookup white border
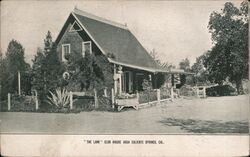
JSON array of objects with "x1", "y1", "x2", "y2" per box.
[{"x1": 1, "y1": 135, "x2": 248, "y2": 156}]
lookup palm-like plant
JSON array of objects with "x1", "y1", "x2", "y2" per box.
[{"x1": 47, "y1": 88, "x2": 70, "y2": 109}]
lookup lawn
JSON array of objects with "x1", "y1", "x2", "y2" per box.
[{"x1": 0, "y1": 95, "x2": 248, "y2": 134}]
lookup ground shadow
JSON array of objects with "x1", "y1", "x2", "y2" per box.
[{"x1": 159, "y1": 118, "x2": 248, "y2": 133}]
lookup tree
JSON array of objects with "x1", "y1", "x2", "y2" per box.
[
  {"x1": 65, "y1": 49, "x2": 113, "y2": 92},
  {"x1": 32, "y1": 31, "x2": 65, "y2": 99},
  {"x1": 150, "y1": 48, "x2": 161, "y2": 65},
  {"x1": 179, "y1": 58, "x2": 190, "y2": 72},
  {"x1": 150, "y1": 49, "x2": 174, "y2": 70},
  {"x1": 0, "y1": 50, "x2": 8, "y2": 100},
  {"x1": 2, "y1": 40, "x2": 31, "y2": 95},
  {"x1": 44, "y1": 31, "x2": 53, "y2": 52},
  {"x1": 191, "y1": 53, "x2": 210, "y2": 85},
  {"x1": 206, "y1": 1, "x2": 248, "y2": 94}
]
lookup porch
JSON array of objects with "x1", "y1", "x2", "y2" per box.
[
  {"x1": 111, "y1": 63, "x2": 191, "y2": 111},
  {"x1": 115, "y1": 88, "x2": 174, "y2": 111}
]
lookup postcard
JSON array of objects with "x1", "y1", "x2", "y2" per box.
[{"x1": 0, "y1": 0, "x2": 249, "y2": 156}]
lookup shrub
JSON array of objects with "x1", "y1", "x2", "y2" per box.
[
  {"x1": 73, "y1": 96, "x2": 95, "y2": 111},
  {"x1": 0, "y1": 95, "x2": 36, "y2": 112},
  {"x1": 0, "y1": 100, "x2": 8, "y2": 111},
  {"x1": 179, "y1": 85, "x2": 196, "y2": 97},
  {"x1": 206, "y1": 85, "x2": 237, "y2": 96},
  {"x1": 47, "y1": 88, "x2": 70, "y2": 109},
  {"x1": 97, "y1": 96, "x2": 114, "y2": 111},
  {"x1": 160, "y1": 87, "x2": 171, "y2": 99},
  {"x1": 139, "y1": 92, "x2": 149, "y2": 104},
  {"x1": 139, "y1": 89, "x2": 157, "y2": 104}
]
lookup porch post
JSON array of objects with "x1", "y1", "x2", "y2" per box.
[
  {"x1": 111, "y1": 88, "x2": 115, "y2": 108},
  {"x1": 117, "y1": 65, "x2": 123, "y2": 95},
  {"x1": 119, "y1": 74, "x2": 122, "y2": 95},
  {"x1": 113, "y1": 64, "x2": 117, "y2": 94},
  {"x1": 171, "y1": 87, "x2": 174, "y2": 101},
  {"x1": 171, "y1": 74, "x2": 175, "y2": 88},
  {"x1": 153, "y1": 73, "x2": 157, "y2": 89}
]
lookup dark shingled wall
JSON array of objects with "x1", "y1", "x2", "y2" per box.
[{"x1": 57, "y1": 15, "x2": 102, "y2": 61}]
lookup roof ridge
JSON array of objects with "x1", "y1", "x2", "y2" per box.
[{"x1": 73, "y1": 8, "x2": 128, "y2": 30}]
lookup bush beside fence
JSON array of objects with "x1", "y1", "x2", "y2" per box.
[
  {"x1": 0, "y1": 95, "x2": 37, "y2": 112},
  {"x1": 139, "y1": 88, "x2": 172, "y2": 104},
  {"x1": 206, "y1": 85, "x2": 237, "y2": 96},
  {"x1": 138, "y1": 89, "x2": 157, "y2": 104},
  {"x1": 1, "y1": 87, "x2": 174, "y2": 112},
  {"x1": 179, "y1": 85, "x2": 197, "y2": 97},
  {"x1": 160, "y1": 87, "x2": 171, "y2": 100}
]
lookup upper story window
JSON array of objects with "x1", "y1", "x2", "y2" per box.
[
  {"x1": 82, "y1": 41, "x2": 92, "y2": 57},
  {"x1": 62, "y1": 44, "x2": 70, "y2": 62},
  {"x1": 69, "y1": 21, "x2": 82, "y2": 32}
]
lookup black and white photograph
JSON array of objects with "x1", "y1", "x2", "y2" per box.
[{"x1": 0, "y1": 0, "x2": 249, "y2": 156}]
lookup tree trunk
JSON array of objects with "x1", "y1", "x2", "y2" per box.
[{"x1": 235, "y1": 79, "x2": 243, "y2": 95}]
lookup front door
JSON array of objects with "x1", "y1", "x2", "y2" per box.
[{"x1": 122, "y1": 71, "x2": 133, "y2": 93}]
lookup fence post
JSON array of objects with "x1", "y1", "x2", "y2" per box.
[
  {"x1": 35, "y1": 90, "x2": 39, "y2": 110},
  {"x1": 171, "y1": 87, "x2": 174, "y2": 101},
  {"x1": 203, "y1": 87, "x2": 206, "y2": 98},
  {"x1": 69, "y1": 91, "x2": 73, "y2": 109},
  {"x1": 104, "y1": 88, "x2": 107, "y2": 97},
  {"x1": 196, "y1": 87, "x2": 200, "y2": 98},
  {"x1": 111, "y1": 88, "x2": 115, "y2": 108},
  {"x1": 8, "y1": 93, "x2": 11, "y2": 111},
  {"x1": 157, "y1": 89, "x2": 160, "y2": 104},
  {"x1": 94, "y1": 89, "x2": 98, "y2": 109}
]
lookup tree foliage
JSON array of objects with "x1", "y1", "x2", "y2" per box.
[
  {"x1": 205, "y1": 1, "x2": 248, "y2": 94},
  {"x1": 0, "y1": 40, "x2": 31, "y2": 99},
  {"x1": 32, "y1": 31, "x2": 65, "y2": 99},
  {"x1": 65, "y1": 49, "x2": 113, "y2": 92},
  {"x1": 191, "y1": 53, "x2": 210, "y2": 85},
  {"x1": 149, "y1": 49, "x2": 174, "y2": 70},
  {"x1": 179, "y1": 58, "x2": 191, "y2": 72}
]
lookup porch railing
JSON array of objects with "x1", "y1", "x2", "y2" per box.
[{"x1": 137, "y1": 87, "x2": 174, "y2": 107}]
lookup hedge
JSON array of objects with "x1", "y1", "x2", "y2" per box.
[{"x1": 206, "y1": 85, "x2": 237, "y2": 96}]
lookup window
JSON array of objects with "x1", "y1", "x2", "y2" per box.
[
  {"x1": 69, "y1": 21, "x2": 82, "y2": 32},
  {"x1": 82, "y1": 41, "x2": 92, "y2": 57},
  {"x1": 62, "y1": 44, "x2": 70, "y2": 62}
]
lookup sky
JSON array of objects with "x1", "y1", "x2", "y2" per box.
[{"x1": 1, "y1": 0, "x2": 242, "y2": 66}]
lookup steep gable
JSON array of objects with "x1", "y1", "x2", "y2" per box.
[{"x1": 56, "y1": 9, "x2": 162, "y2": 72}]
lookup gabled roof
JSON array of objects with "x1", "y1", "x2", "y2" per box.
[{"x1": 70, "y1": 8, "x2": 161, "y2": 73}]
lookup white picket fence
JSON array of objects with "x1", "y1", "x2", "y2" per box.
[
  {"x1": 69, "y1": 90, "x2": 98, "y2": 109},
  {"x1": 7, "y1": 91, "x2": 39, "y2": 111}
]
